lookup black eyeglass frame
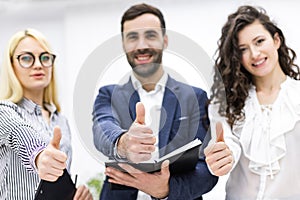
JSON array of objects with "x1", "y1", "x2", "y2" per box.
[{"x1": 15, "y1": 52, "x2": 56, "y2": 68}]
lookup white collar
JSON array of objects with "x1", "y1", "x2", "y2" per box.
[{"x1": 131, "y1": 71, "x2": 168, "y2": 93}]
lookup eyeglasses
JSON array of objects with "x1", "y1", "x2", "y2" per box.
[{"x1": 15, "y1": 52, "x2": 56, "y2": 68}]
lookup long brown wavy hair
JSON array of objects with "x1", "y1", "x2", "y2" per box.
[{"x1": 210, "y1": 5, "x2": 300, "y2": 128}]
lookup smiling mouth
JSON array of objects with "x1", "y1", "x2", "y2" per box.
[
  {"x1": 135, "y1": 54, "x2": 152, "y2": 64},
  {"x1": 252, "y1": 58, "x2": 266, "y2": 67}
]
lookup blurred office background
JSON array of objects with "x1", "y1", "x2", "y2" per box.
[{"x1": 0, "y1": 0, "x2": 299, "y2": 199}]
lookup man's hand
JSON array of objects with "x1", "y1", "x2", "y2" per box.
[
  {"x1": 35, "y1": 126, "x2": 67, "y2": 181},
  {"x1": 117, "y1": 102, "x2": 156, "y2": 163},
  {"x1": 73, "y1": 185, "x2": 93, "y2": 200},
  {"x1": 204, "y1": 122, "x2": 233, "y2": 176},
  {"x1": 106, "y1": 160, "x2": 170, "y2": 199}
]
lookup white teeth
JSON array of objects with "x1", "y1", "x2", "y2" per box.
[
  {"x1": 137, "y1": 56, "x2": 150, "y2": 61},
  {"x1": 254, "y1": 59, "x2": 264, "y2": 66}
]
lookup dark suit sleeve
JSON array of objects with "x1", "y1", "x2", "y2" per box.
[
  {"x1": 92, "y1": 85, "x2": 125, "y2": 158},
  {"x1": 168, "y1": 89, "x2": 218, "y2": 199}
]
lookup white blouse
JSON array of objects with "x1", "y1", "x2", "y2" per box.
[{"x1": 209, "y1": 77, "x2": 300, "y2": 200}]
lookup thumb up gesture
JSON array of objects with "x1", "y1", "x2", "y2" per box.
[
  {"x1": 117, "y1": 102, "x2": 155, "y2": 163},
  {"x1": 204, "y1": 122, "x2": 233, "y2": 176},
  {"x1": 135, "y1": 101, "x2": 145, "y2": 125},
  {"x1": 35, "y1": 126, "x2": 67, "y2": 181},
  {"x1": 216, "y1": 121, "x2": 224, "y2": 142}
]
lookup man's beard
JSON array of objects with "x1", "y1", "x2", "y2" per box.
[{"x1": 126, "y1": 48, "x2": 163, "y2": 78}]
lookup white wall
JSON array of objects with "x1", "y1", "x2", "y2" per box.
[{"x1": 0, "y1": 0, "x2": 299, "y2": 199}]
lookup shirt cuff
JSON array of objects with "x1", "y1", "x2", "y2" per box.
[
  {"x1": 206, "y1": 161, "x2": 216, "y2": 175},
  {"x1": 30, "y1": 145, "x2": 46, "y2": 172},
  {"x1": 113, "y1": 137, "x2": 127, "y2": 161}
]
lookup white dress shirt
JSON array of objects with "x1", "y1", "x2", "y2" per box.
[{"x1": 131, "y1": 72, "x2": 168, "y2": 200}]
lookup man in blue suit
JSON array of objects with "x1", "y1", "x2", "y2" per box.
[{"x1": 92, "y1": 3, "x2": 218, "y2": 200}]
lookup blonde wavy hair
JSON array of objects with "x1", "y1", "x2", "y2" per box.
[{"x1": 0, "y1": 28, "x2": 61, "y2": 112}]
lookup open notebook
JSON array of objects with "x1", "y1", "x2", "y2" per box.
[{"x1": 106, "y1": 138, "x2": 202, "y2": 189}]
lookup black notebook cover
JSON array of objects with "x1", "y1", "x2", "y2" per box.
[
  {"x1": 34, "y1": 169, "x2": 76, "y2": 200},
  {"x1": 106, "y1": 138, "x2": 201, "y2": 190}
]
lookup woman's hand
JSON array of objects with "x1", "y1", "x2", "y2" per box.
[
  {"x1": 204, "y1": 122, "x2": 234, "y2": 176},
  {"x1": 36, "y1": 126, "x2": 67, "y2": 181}
]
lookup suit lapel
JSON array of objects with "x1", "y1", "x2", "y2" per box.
[
  {"x1": 119, "y1": 78, "x2": 140, "y2": 122},
  {"x1": 129, "y1": 91, "x2": 139, "y2": 121},
  {"x1": 120, "y1": 76, "x2": 180, "y2": 156},
  {"x1": 159, "y1": 77, "x2": 179, "y2": 151}
]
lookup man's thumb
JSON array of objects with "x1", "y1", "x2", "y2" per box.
[
  {"x1": 161, "y1": 160, "x2": 170, "y2": 174},
  {"x1": 51, "y1": 126, "x2": 62, "y2": 149},
  {"x1": 216, "y1": 122, "x2": 224, "y2": 142},
  {"x1": 135, "y1": 102, "x2": 145, "y2": 124}
]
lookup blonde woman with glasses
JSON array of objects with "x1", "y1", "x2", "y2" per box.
[{"x1": 0, "y1": 28, "x2": 92, "y2": 200}]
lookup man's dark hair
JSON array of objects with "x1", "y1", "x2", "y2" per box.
[{"x1": 121, "y1": 3, "x2": 166, "y2": 35}]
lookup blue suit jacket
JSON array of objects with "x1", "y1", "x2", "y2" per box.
[{"x1": 92, "y1": 75, "x2": 218, "y2": 200}]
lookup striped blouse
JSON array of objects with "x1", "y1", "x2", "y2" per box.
[{"x1": 0, "y1": 98, "x2": 72, "y2": 200}]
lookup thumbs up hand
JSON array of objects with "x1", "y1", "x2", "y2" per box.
[
  {"x1": 204, "y1": 122, "x2": 233, "y2": 176},
  {"x1": 50, "y1": 126, "x2": 62, "y2": 149},
  {"x1": 116, "y1": 102, "x2": 156, "y2": 163},
  {"x1": 35, "y1": 126, "x2": 67, "y2": 181},
  {"x1": 135, "y1": 101, "x2": 145, "y2": 125},
  {"x1": 216, "y1": 121, "x2": 224, "y2": 142}
]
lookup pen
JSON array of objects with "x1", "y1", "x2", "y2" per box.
[{"x1": 74, "y1": 174, "x2": 78, "y2": 187}]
